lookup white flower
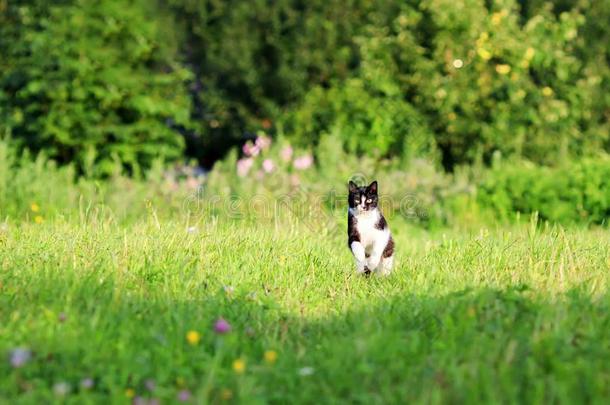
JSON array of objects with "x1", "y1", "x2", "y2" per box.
[
  {"x1": 53, "y1": 382, "x2": 71, "y2": 396},
  {"x1": 298, "y1": 366, "x2": 315, "y2": 376}
]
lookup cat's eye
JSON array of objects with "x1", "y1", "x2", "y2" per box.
[{"x1": 366, "y1": 199, "x2": 372, "y2": 203}]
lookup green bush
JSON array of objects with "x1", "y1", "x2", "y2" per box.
[
  {"x1": 477, "y1": 157, "x2": 610, "y2": 225},
  {"x1": 1, "y1": 0, "x2": 609, "y2": 174},
  {"x1": 282, "y1": 0, "x2": 609, "y2": 167},
  {"x1": 0, "y1": 138, "x2": 201, "y2": 223},
  {"x1": 0, "y1": 0, "x2": 192, "y2": 174}
]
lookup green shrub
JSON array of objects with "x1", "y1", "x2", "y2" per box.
[
  {"x1": 0, "y1": 138, "x2": 202, "y2": 223},
  {"x1": 283, "y1": 0, "x2": 609, "y2": 168},
  {"x1": 0, "y1": 0, "x2": 192, "y2": 174},
  {"x1": 477, "y1": 157, "x2": 610, "y2": 225},
  {"x1": 2, "y1": 0, "x2": 609, "y2": 170}
]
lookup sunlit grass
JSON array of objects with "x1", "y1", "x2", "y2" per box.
[{"x1": 1, "y1": 214, "x2": 609, "y2": 403}]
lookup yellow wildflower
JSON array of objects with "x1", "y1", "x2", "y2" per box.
[
  {"x1": 34, "y1": 215, "x2": 44, "y2": 224},
  {"x1": 565, "y1": 28, "x2": 577, "y2": 40},
  {"x1": 233, "y1": 358, "x2": 246, "y2": 374},
  {"x1": 477, "y1": 48, "x2": 492, "y2": 61},
  {"x1": 495, "y1": 64, "x2": 511, "y2": 75},
  {"x1": 491, "y1": 10, "x2": 508, "y2": 26},
  {"x1": 186, "y1": 330, "x2": 201, "y2": 345},
  {"x1": 220, "y1": 389, "x2": 233, "y2": 401},
  {"x1": 30, "y1": 203, "x2": 40, "y2": 212},
  {"x1": 264, "y1": 350, "x2": 278, "y2": 365},
  {"x1": 524, "y1": 47, "x2": 535, "y2": 61},
  {"x1": 125, "y1": 388, "x2": 135, "y2": 398},
  {"x1": 542, "y1": 86, "x2": 554, "y2": 97}
]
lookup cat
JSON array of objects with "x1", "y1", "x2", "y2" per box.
[{"x1": 347, "y1": 180, "x2": 394, "y2": 275}]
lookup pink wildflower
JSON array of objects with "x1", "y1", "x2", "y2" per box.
[
  {"x1": 280, "y1": 145, "x2": 293, "y2": 162},
  {"x1": 242, "y1": 141, "x2": 260, "y2": 157},
  {"x1": 214, "y1": 318, "x2": 231, "y2": 334},
  {"x1": 236, "y1": 158, "x2": 254, "y2": 177},
  {"x1": 262, "y1": 159, "x2": 275, "y2": 173},
  {"x1": 293, "y1": 155, "x2": 313, "y2": 170},
  {"x1": 255, "y1": 135, "x2": 271, "y2": 150}
]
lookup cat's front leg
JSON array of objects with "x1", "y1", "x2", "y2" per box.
[
  {"x1": 366, "y1": 240, "x2": 387, "y2": 271},
  {"x1": 350, "y1": 241, "x2": 368, "y2": 273},
  {"x1": 366, "y1": 252, "x2": 382, "y2": 271}
]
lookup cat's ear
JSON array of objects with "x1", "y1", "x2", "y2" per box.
[
  {"x1": 348, "y1": 181, "x2": 358, "y2": 193},
  {"x1": 368, "y1": 180, "x2": 378, "y2": 194}
]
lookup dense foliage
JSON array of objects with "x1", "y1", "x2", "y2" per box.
[
  {"x1": 0, "y1": 0, "x2": 192, "y2": 174},
  {"x1": 2, "y1": 137, "x2": 609, "y2": 227},
  {"x1": 1, "y1": 0, "x2": 609, "y2": 171},
  {"x1": 478, "y1": 157, "x2": 610, "y2": 225}
]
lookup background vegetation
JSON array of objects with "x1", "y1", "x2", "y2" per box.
[
  {"x1": 1, "y1": 1, "x2": 609, "y2": 403},
  {"x1": 2, "y1": 0, "x2": 609, "y2": 171},
  {"x1": 1, "y1": 0, "x2": 609, "y2": 225}
]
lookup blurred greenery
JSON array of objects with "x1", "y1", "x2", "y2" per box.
[
  {"x1": 1, "y1": 0, "x2": 609, "y2": 225},
  {"x1": 1, "y1": 3, "x2": 610, "y2": 401},
  {"x1": 0, "y1": 0, "x2": 192, "y2": 174},
  {"x1": 1, "y1": 0, "x2": 609, "y2": 171}
]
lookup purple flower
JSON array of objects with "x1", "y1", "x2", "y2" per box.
[
  {"x1": 58, "y1": 312, "x2": 67, "y2": 323},
  {"x1": 214, "y1": 318, "x2": 231, "y2": 334},
  {"x1": 236, "y1": 158, "x2": 254, "y2": 177},
  {"x1": 177, "y1": 389, "x2": 192, "y2": 402},
  {"x1": 262, "y1": 159, "x2": 275, "y2": 173},
  {"x1": 280, "y1": 145, "x2": 293, "y2": 162},
  {"x1": 242, "y1": 141, "x2": 260, "y2": 157},
  {"x1": 133, "y1": 396, "x2": 147, "y2": 405},
  {"x1": 133, "y1": 397, "x2": 160, "y2": 405},
  {"x1": 80, "y1": 377, "x2": 94, "y2": 389},
  {"x1": 9, "y1": 348, "x2": 31, "y2": 368},
  {"x1": 293, "y1": 155, "x2": 313, "y2": 170},
  {"x1": 145, "y1": 378, "x2": 156, "y2": 392},
  {"x1": 255, "y1": 135, "x2": 271, "y2": 150}
]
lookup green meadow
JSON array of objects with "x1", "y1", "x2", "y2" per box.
[
  {"x1": 2, "y1": 0, "x2": 610, "y2": 403},
  {"x1": 2, "y1": 210, "x2": 609, "y2": 403}
]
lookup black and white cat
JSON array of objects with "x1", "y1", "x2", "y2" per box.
[{"x1": 347, "y1": 180, "x2": 394, "y2": 275}]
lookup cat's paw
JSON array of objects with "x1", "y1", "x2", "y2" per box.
[
  {"x1": 355, "y1": 260, "x2": 368, "y2": 274},
  {"x1": 366, "y1": 255, "x2": 381, "y2": 270}
]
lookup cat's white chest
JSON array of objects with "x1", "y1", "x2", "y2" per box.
[{"x1": 351, "y1": 209, "x2": 388, "y2": 251}]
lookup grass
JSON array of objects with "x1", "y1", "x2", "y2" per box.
[{"x1": 1, "y1": 211, "x2": 610, "y2": 404}]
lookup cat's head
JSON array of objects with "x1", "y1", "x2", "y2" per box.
[{"x1": 348, "y1": 180, "x2": 378, "y2": 212}]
